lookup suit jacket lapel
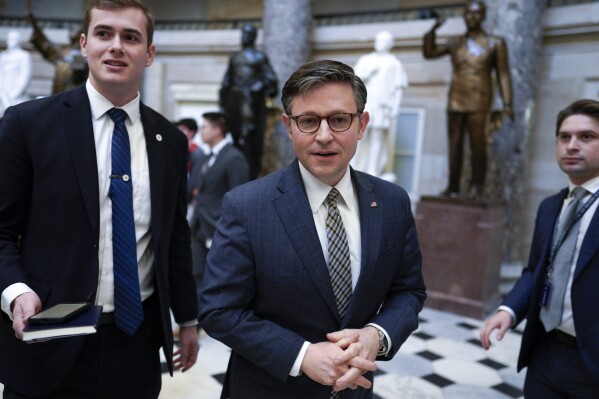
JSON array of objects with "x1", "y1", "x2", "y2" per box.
[
  {"x1": 140, "y1": 104, "x2": 165, "y2": 246},
  {"x1": 540, "y1": 190, "x2": 567, "y2": 261},
  {"x1": 575, "y1": 194, "x2": 599, "y2": 278},
  {"x1": 345, "y1": 170, "x2": 381, "y2": 323},
  {"x1": 272, "y1": 161, "x2": 340, "y2": 320},
  {"x1": 200, "y1": 143, "x2": 230, "y2": 190},
  {"x1": 60, "y1": 87, "x2": 100, "y2": 243}
]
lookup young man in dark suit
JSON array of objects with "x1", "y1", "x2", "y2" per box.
[
  {"x1": 200, "y1": 60, "x2": 426, "y2": 399},
  {"x1": 0, "y1": 1, "x2": 199, "y2": 397},
  {"x1": 189, "y1": 112, "x2": 249, "y2": 306},
  {"x1": 481, "y1": 99, "x2": 599, "y2": 397}
]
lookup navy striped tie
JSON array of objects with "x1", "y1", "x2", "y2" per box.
[{"x1": 107, "y1": 107, "x2": 144, "y2": 336}]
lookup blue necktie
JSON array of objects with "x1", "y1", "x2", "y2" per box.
[{"x1": 107, "y1": 107, "x2": 144, "y2": 336}]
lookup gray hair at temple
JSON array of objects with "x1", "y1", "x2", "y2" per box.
[
  {"x1": 281, "y1": 60, "x2": 367, "y2": 116},
  {"x1": 556, "y1": 99, "x2": 599, "y2": 136}
]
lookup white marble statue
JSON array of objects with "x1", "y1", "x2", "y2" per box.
[
  {"x1": 352, "y1": 30, "x2": 408, "y2": 181},
  {"x1": 0, "y1": 30, "x2": 32, "y2": 115}
]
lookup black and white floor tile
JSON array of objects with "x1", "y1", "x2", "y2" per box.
[{"x1": 159, "y1": 307, "x2": 526, "y2": 399}]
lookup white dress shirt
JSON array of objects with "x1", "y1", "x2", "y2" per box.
[
  {"x1": 557, "y1": 176, "x2": 599, "y2": 336},
  {"x1": 87, "y1": 81, "x2": 154, "y2": 313},
  {"x1": 2, "y1": 81, "x2": 154, "y2": 316},
  {"x1": 207, "y1": 138, "x2": 228, "y2": 168},
  {"x1": 289, "y1": 163, "x2": 391, "y2": 376}
]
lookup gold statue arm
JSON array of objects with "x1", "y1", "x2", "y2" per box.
[
  {"x1": 495, "y1": 38, "x2": 514, "y2": 120},
  {"x1": 27, "y1": 12, "x2": 62, "y2": 65},
  {"x1": 423, "y1": 18, "x2": 450, "y2": 59}
]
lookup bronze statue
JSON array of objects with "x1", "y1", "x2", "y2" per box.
[
  {"x1": 27, "y1": 11, "x2": 88, "y2": 94},
  {"x1": 220, "y1": 24, "x2": 278, "y2": 179},
  {"x1": 423, "y1": 1, "x2": 513, "y2": 200}
]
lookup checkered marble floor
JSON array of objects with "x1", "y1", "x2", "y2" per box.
[{"x1": 159, "y1": 307, "x2": 526, "y2": 399}]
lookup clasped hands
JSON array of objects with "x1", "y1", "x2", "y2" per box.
[{"x1": 300, "y1": 326, "x2": 380, "y2": 393}]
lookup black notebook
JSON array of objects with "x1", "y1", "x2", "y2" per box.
[{"x1": 23, "y1": 305, "x2": 103, "y2": 342}]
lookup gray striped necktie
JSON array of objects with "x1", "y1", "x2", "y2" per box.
[
  {"x1": 326, "y1": 189, "x2": 352, "y2": 399},
  {"x1": 540, "y1": 187, "x2": 588, "y2": 331},
  {"x1": 325, "y1": 188, "x2": 352, "y2": 319}
]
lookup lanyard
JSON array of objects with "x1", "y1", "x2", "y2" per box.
[{"x1": 549, "y1": 188, "x2": 599, "y2": 263}]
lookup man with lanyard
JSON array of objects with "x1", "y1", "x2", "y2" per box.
[{"x1": 481, "y1": 99, "x2": 599, "y2": 397}]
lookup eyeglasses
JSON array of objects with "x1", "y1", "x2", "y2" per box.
[{"x1": 288, "y1": 113, "x2": 361, "y2": 134}]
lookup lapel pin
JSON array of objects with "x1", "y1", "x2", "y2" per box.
[
  {"x1": 156, "y1": 134, "x2": 163, "y2": 142},
  {"x1": 370, "y1": 201, "x2": 378, "y2": 208}
]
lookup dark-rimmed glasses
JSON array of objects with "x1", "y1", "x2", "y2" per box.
[{"x1": 288, "y1": 113, "x2": 361, "y2": 134}]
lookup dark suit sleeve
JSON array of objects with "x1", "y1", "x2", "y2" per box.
[
  {"x1": 199, "y1": 189, "x2": 306, "y2": 382},
  {"x1": 365, "y1": 190, "x2": 427, "y2": 359},
  {"x1": 502, "y1": 199, "x2": 555, "y2": 325},
  {"x1": 166, "y1": 130, "x2": 199, "y2": 324},
  {"x1": 0, "y1": 106, "x2": 32, "y2": 293},
  {"x1": 148, "y1": 119, "x2": 198, "y2": 323},
  {"x1": 225, "y1": 151, "x2": 249, "y2": 190}
]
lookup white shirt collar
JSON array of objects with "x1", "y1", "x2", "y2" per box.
[
  {"x1": 86, "y1": 79, "x2": 141, "y2": 125},
  {"x1": 298, "y1": 162, "x2": 355, "y2": 213},
  {"x1": 568, "y1": 175, "x2": 599, "y2": 197},
  {"x1": 210, "y1": 139, "x2": 228, "y2": 156}
]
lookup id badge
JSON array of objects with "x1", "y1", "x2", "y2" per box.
[{"x1": 539, "y1": 279, "x2": 552, "y2": 307}]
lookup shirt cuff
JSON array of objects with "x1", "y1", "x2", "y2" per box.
[
  {"x1": 497, "y1": 305, "x2": 517, "y2": 327},
  {"x1": 1, "y1": 283, "x2": 35, "y2": 320},
  {"x1": 290, "y1": 341, "x2": 310, "y2": 377},
  {"x1": 178, "y1": 319, "x2": 199, "y2": 328},
  {"x1": 366, "y1": 323, "x2": 392, "y2": 356}
]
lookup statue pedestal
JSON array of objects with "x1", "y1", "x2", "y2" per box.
[{"x1": 415, "y1": 196, "x2": 504, "y2": 319}]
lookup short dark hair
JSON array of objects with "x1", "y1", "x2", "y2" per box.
[
  {"x1": 281, "y1": 60, "x2": 367, "y2": 116},
  {"x1": 175, "y1": 118, "x2": 198, "y2": 132},
  {"x1": 556, "y1": 99, "x2": 599, "y2": 136},
  {"x1": 202, "y1": 112, "x2": 228, "y2": 136},
  {"x1": 83, "y1": 0, "x2": 155, "y2": 47}
]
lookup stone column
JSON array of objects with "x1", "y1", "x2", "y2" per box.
[
  {"x1": 261, "y1": 0, "x2": 312, "y2": 172},
  {"x1": 484, "y1": 0, "x2": 547, "y2": 268}
]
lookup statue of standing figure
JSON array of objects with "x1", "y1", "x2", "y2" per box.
[
  {"x1": 352, "y1": 30, "x2": 408, "y2": 181},
  {"x1": 423, "y1": 1, "x2": 513, "y2": 201},
  {"x1": 220, "y1": 24, "x2": 278, "y2": 180},
  {"x1": 27, "y1": 11, "x2": 88, "y2": 94},
  {"x1": 0, "y1": 30, "x2": 32, "y2": 115}
]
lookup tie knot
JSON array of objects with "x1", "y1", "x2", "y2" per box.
[
  {"x1": 571, "y1": 187, "x2": 588, "y2": 201},
  {"x1": 107, "y1": 107, "x2": 127, "y2": 124},
  {"x1": 326, "y1": 188, "x2": 341, "y2": 207}
]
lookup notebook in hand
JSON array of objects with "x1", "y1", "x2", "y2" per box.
[{"x1": 23, "y1": 305, "x2": 103, "y2": 342}]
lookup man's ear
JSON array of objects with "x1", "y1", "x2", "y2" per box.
[
  {"x1": 80, "y1": 33, "x2": 87, "y2": 57},
  {"x1": 358, "y1": 111, "x2": 370, "y2": 140},
  {"x1": 145, "y1": 43, "x2": 156, "y2": 67},
  {"x1": 281, "y1": 113, "x2": 293, "y2": 139}
]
